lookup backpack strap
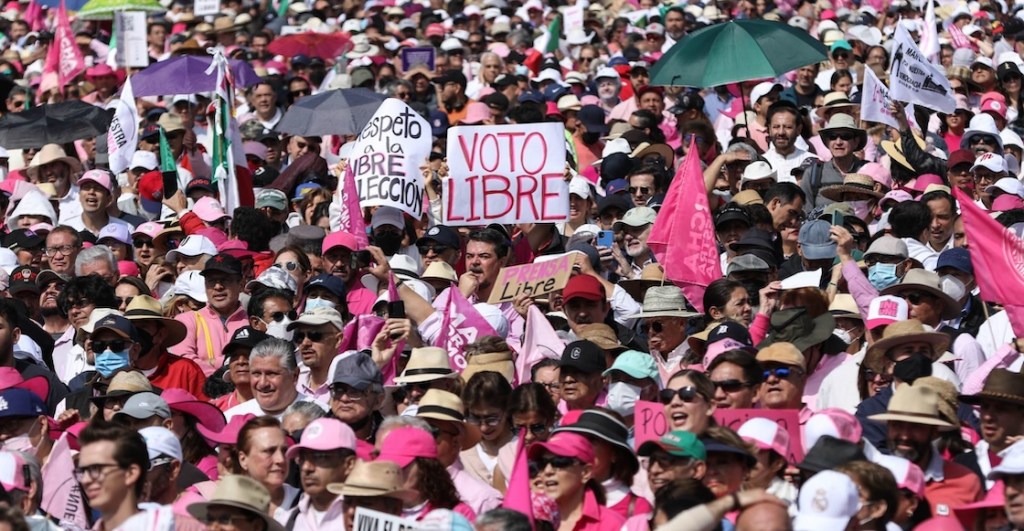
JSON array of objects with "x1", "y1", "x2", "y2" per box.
[{"x1": 193, "y1": 311, "x2": 215, "y2": 367}]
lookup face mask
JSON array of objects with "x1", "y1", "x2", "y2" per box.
[
  {"x1": 375, "y1": 232, "x2": 404, "y2": 256},
  {"x1": 2, "y1": 432, "x2": 37, "y2": 456},
  {"x1": 263, "y1": 318, "x2": 294, "y2": 341},
  {"x1": 305, "y1": 297, "x2": 336, "y2": 312},
  {"x1": 712, "y1": 189, "x2": 733, "y2": 203},
  {"x1": 515, "y1": 65, "x2": 529, "y2": 76},
  {"x1": 848, "y1": 199, "x2": 872, "y2": 220},
  {"x1": 606, "y1": 382, "x2": 641, "y2": 416},
  {"x1": 893, "y1": 352, "x2": 932, "y2": 384},
  {"x1": 96, "y1": 349, "x2": 131, "y2": 378},
  {"x1": 832, "y1": 327, "x2": 856, "y2": 345},
  {"x1": 868, "y1": 263, "x2": 900, "y2": 290}
]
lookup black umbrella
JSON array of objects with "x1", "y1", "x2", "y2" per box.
[
  {"x1": 274, "y1": 88, "x2": 386, "y2": 137},
  {"x1": 0, "y1": 100, "x2": 113, "y2": 149}
]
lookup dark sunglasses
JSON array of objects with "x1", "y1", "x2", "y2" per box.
[
  {"x1": 864, "y1": 369, "x2": 893, "y2": 384},
  {"x1": 529, "y1": 455, "x2": 579, "y2": 475},
  {"x1": 165, "y1": 238, "x2": 181, "y2": 250},
  {"x1": 763, "y1": 367, "x2": 800, "y2": 380},
  {"x1": 629, "y1": 186, "x2": 651, "y2": 196},
  {"x1": 642, "y1": 321, "x2": 665, "y2": 334},
  {"x1": 266, "y1": 311, "x2": 298, "y2": 323},
  {"x1": 293, "y1": 331, "x2": 327, "y2": 343},
  {"x1": 658, "y1": 386, "x2": 703, "y2": 405},
  {"x1": 833, "y1": 52, "x2": 850, "y2": 60},
  {"x1": 290, "y1": 89, "x2": 311, "y2": 97},
  {"x1": 826, "y1": 132, "x2": 857, "y2": 142},
  {"x1": 514, "y1": 423, "x2": 549, "y2": 436},
  {"x1": 903, "y1": 291, "x2": 935, "y2": 305},
  {"x1": 970, "y1": 135, "x2": 998, "y2": 145},
  {"x1": 92, "y1": 339, "x2": 129, "y2": 352},
  {"x1": 417, "y1": 244, "x2": 451, "y2": 256},
  {"x1": 115, "y1": 296, "x2": 134, "y2": 307},
  {"x1": 402, "y1": 382, "x2": 432, "y2": 393},
  {"x1": 132, "y1": 239, "x2": 154, "y2": 249},
  {"x1": 711, "y1": 379, "x2": 750, "y2": 393}
]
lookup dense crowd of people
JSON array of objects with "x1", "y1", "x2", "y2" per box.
[{"x1": 2, "y1": 0, "x2": 1024, "y2": 530}]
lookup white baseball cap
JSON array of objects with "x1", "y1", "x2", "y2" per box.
[
  {"x1": 986, "y1": 177, "x2": 1024, "y2": 198},
  {"x1": 140, "y1": 426, "x2": 184, "y2": 462},
  {"x1": 738, "y1": 417, "x2": 791, "y2": 463},
  {"x1": 794, "y1": 470, "x2": 860, "y2": 531},
  {"x1": 172, "y1": 270, "x2": 208, "y2": 303},
  {"x1": 972, "y1": 152, "x2": 1008, "y2": 173},
  {"x1": 749, "y1": 82, "x2": 782, "y2": 104},
  {"x1": 165, "y1": 235, "x2": 217, "y2": 264},
  {"x1": 130, "y1": 150, "x2": 158, "y2": 171},
  {"x1": 990, "y1": 439, "x2": 1024, "y2": 479}
]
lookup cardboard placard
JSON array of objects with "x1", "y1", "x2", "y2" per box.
[
  {"x1": 353, "y1": 507, "x2": 423, "y2": 530},
  {"x1": 115, "y1": 11, "x2": 148, "y2": 68},
  {"x1": 487, "y1": 253, "x2": 576, "y2": 304},
  {"x1": 633, "y1": 401, "x2": 804, "y2": 463},
  {"x1": 443, "y1": 123, "x2": 569, "y2": 226},
  {"x1": 349, "y1": 98, "x2": 432, "y2": 219},
  {"x1": 400, "y1": 47, "x2": 436, "y2": 72}
]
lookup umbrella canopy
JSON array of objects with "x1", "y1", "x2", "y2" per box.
[
  {"x1": 131, "y1": 56, "x2": 263, "y2": 97},
  {"x1": 37, "y1": 0, "x2": 89, "y2": 9},
  {"x1": 274, "y1": 88, "x2": 386, "y2": 137},
  {"x1": 0, "y1": 100, "x2": 112, "y2": 149},
  {"x1": 650, "y1": 19, "x2": 828, "y2": 88},
  {"x1": 76, "y1": 0, "x2": 163, "y2": 19},
  {"x1": 267, "y1": 32, "x2": 352, "y2": 59}
]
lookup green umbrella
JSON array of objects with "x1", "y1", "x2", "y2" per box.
[
  {"x1": 76, "y1": 0, "x2": 163, "y2": 19},
  {"x1": 650, "y1": 19, "x2": 828, "y2": 88}
]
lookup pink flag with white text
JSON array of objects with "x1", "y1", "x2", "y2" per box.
[
  {"x1": 516, "y1": 305, "x2": 565, "y2": 384},
  {"x1": 435, "y1": 287, "x2": 498, "y2": 372},
  {"x1": 648, "y1": 139, "x2": 721, "y2": 312},
  {"x1": 41, "y1": 433, "x2": 90, "y2": 529},
  {"x1": 43, "y1": 0, "x2": 85, "y2": 89},
  {"x1": 339, "y1": 164, "x2": 369, "y2": 248},
  {"x1": 953, "y1": 187, "x2": 1024, "y2": 336}
]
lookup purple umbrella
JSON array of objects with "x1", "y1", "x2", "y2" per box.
[{"x1": 130, "y1": 56, "x2": 262, "y2": 97}]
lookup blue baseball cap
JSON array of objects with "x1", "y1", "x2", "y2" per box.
[
  {"x1": 429, "y1": 110, "x2": 449, "y2": 137},
  {"x1": 517, "y1": 90, "x2": 544, "y2": 104},
  {"x1": 543, "y1": 83, "x2": 569, "y2": 102},
  {"x1": 304, "y1": 273, "x2": 347, "y2": 299},
  {"x1": 936, "y1": 247, "x2": 973, "y2": 275},
  {"x1": 605, "y1": 178, "x2": 629, "y2": 195},
  {"x1": 0, "y1": 388, "x2": 46, "y2": 418},
  {"x1": 798, "y1": 220, "x2": 838, "y2": 260}
]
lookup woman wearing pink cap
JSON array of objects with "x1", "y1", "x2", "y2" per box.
[
  {"x1": 376, "y1": 426, "x2": 475, "y2": 522},
  {"x1": 527, "y1": 431, "x2": 626, "y2": 531}
]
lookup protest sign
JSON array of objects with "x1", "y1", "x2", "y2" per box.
[
  {"x1": 349, "y1": 98, "x2": 432, "y2": 219},
  {"x1": 861, "y1": 66, "x2": 899, "y2": 128},
  {"x1": 115, "y1": 11, "x2": 148, "y2": 68},
  {"x1": 634, "y1": 400, "x2": 670, "y2": 450},
  {"x1": 444, "y1": 123, "x2": 569, "y2": 226},
  {"x1": 354, "y1": 507, "x2": 423, "y2": 531},
  {"x1": 107, "y1": 76, "x2": 139, "y2": 175},
  {"x1": 194, "y1": 0, "x2": 219, "y2": 15},
  {"x1": 488, "y1": 253, "x2": 576, "y2": 304},
  {"x1": 400, "y1": 47, "x2": 436, "y2": 72},
  {"x1": 564, "y1": 5, "x2": 585, "y2": 31},
  {"x1": 889, "y1": 23, "x2": 955, "y2": 114},
  {"x1": 41, "y1": 433, "x2": 89, "y2": 529}
]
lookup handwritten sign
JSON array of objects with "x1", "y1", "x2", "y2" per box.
[
  {"x1": 633, "y1": 401, "x2": 804, "y2": 463},
  {"x1": 862, "y1": 67, "x2": 898, "y2": 128},
  {"x1": 444, "y1": 123, "x2": 569, "y2": 226},
  {"x1": 400, "y1": 47, "x2": 436, "y2": 72},
  {"x1": 888, "y1": 23, "x2": 955, "y2": 113},
  {"x1": 350, "y1": 98, "x2": 432, "y2": 219},
  {"x1": 488, "y1": 253, "x2": 575, "y2": 304},
  {"x1": 115, "y1": 11, "x2": 148, "y2": 68},
  {"x1": 194, "y1": 0, "x2": 219, "y2": 16},
  {"x1": 354, "y1": 507, "x2": 423, "y2": 531}
]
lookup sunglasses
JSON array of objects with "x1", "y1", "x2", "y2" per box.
[
  {"x1": 290, "y1": 89, "x2": 311, "y2": 97},
  {"x1": 92, "y1": 339, "x2": 129, "y2": 352},
  {"x1": 529, "y1": 455, "x2": 580, "y2": 474},
  {"x1": 711, "y1": 379, "x2": 750, "y2": 393},
  {"x1": 658, "y1": 386, "x2": 703, "y2": 405},
  {"x1": 970, "y1": 135, "x2": 998, "y2": 145},
  {"x1": 402, "y1": 382, "x2": 432, "y2": 393},
  {"x1": 132, "y1": 239, "x2": 154, "y2": 249},
  {"x1": 825, "y1": 132, "x2": 857, "y2": 142},
  {"x1": 864, "y1": 369, "x2": 893, "y2": 384},
  {"x1": 763, "y1": 367, "x2": 800, "y2": 380},
  {"x1": 514, "y1": 422, "x2": 549, "y2": 436},
  {"x1": 276, "y1": 261, "x2": 300, "y2": 272},
  {"x1": 629, "y1": 186, "x2": 652, "y2": 196},
  {"x1": 293, "y1": 331, "x2": 327, "y2": 343},
  {"x1": 417, "y1": 244, "x2": 451, "y2": 256},
  {"x1": 903, "y1": 291, "x2": 935, "y2": 305},
  {"x1": 833, "y1": 52, "x2": 850, "y2": 60},
  {"x1": 642, "y1": 321, "x2": 665, "y2": 334},
  {"x1": 266, "y1": 310, "x2": 298, "y2": 323},
  {"x1": 115, "y1": 296, "x2": 134, "y2": 307}
]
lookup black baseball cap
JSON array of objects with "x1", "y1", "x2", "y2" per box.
[
  {"x1": 416, "y1": 225, "x2": 460, "y2": 249},
  {"x1": 668, "y1": 92, "x2": 705, "y2": 115},
  {"x1": 3, "y1": 229, "x2": 44, "y2": 250},
  {"x1": 481, "y1": 92, "x2": 510, "y2": 112},
  {"x1": 252, "y1": 166, "x2": 279, "y2": 187},
  {"x1": 8, "y1": 266, "x2": 39, "y2": 295},
  {"x1": 433, "y1": 69, "x2": 468, "y2": 88},
  {"x1": 714, "y1": 205, "x2": 752, "y2": 229},
  {"x1": 578, "y1": 105, "x2": 609, "y2": 136},
  {"x1": 597, "y1": 193, "x2": 633, "y2": 217},
  {"x1": 186, "y1": 177, "x2": 216, "y2": 195},
  {"x1": 224, "y1": 326, "x2": 269, "y2": 357},
  {"x1": 560, "y1": 340, "x2": 607, "y2": 374},
  {"x1": 201, "y1": 253, "x2": 244, "y2": 277}
]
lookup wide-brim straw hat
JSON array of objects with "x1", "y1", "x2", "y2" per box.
[
  {"x1": 393, "y1": 347, "x2": 457, "y2": 384},
  {"x1": 415, "y1": 388, "x2": 482, "y2": 450},
  {"x1": 819, "y1": 113, "x2": 867, "y2": 151},
  {"x1": 620, "y1": 263, "x2": 669, "y2": 302},
  {"x1": 123, "y1": 295, "x2": 187, "y2": 346},
  {"x1": 865, "y1": 318, "x2": 950, "y2": 370},
  {"x1": 868, "y1": 384, "x2": 956, "y2": 430},
  {"x1": 26, "y1": 144, "x2": 82, "y2": 181},
  {"x1": 326, "y1": 460, "x2": 417, "y2": 501},
  {"x1": 820, "y1": 173, "x2": 884, "y2": 202},
  {"x1": 815, "y1": 91, "x2": 860, "y2": 120},
  {"x1": 630, "y1": 285, "x2": 700, "y2": 319},
  {"x1": 187, "y1": 475, "x2": 285, "y2": 531}
]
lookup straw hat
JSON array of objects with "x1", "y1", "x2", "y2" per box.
[
  {"x1": 631, "y1": 142, "x2": 675, "y2": 168},
  {"x1": 393, "y1": 347, "x2": 457, "y2": 385},
  {"x1": 880, "y1": 269, "x2": 962, "y2": 320},
  {"x1": 686, "y1": 321, "x2": 720, "y2": 353},
  {"x1": 326, "y1": 460, "x2": 416, "y2": 500},
  {"x1": 123, "y1": 295, "x2": 187, "y2": 347},
  {"x1": 630, "y1": 285, "x2": 699, "y2": 319},
  {"x1": 815, "y1": 91, "x2": 859, "y2": 120},
  {"x1": 461, "y1": 350, "x2": 514, "y2": 384},
  {"x1": 90, "y1": 370, "x2": 153, "y2": 403},
  {"x1": 820, "y1": 173, "x2": 884, "y2": 202},
  {"x1": 868, "y1": 383, "x2": 956, "y2": 430},
  {"x1": 619, "y1": 263, "x2": 668, "y2": 302},
  {"x1": 818, "y1": 113, "x2": 867, "y2": 151},
  {"x1": 828, "y1": 294, "x2": 861, "y2": 321},
  {"x1": 576, "y1": 323, "x2": 625, "y2": 353},
  {"x1": 864, "y1": 319, "x2": 950, "y2": 370},
  {"x1": 960, "y1": 369, "x2": 1024, "y2": 406},
  {"x1": 25, "y1": 144, "x2": 82, "y2": 180},
  {"x1": 422, "y1": 261, "x2": 458, "y2": 284},
  {"x1": 188, "y1": 475, "x2": 285, "y2": 531},
  {"x1": 414, "y1": 389, "x2": 482, "y2": 449},
  {"x1": 880, "y1": 133, "x2": 926, "y2": 172},
  {"x1": 212, "y1": 16, "x2": 239, "y2": 34}
]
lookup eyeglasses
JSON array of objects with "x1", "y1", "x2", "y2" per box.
[
  {"x1": 73, "y1": 463, "x2": 122, "y2": 482},
  {"x1": 763, "y1": 367, "x2": 802, "y2": 380},
  {"x1": 293, "y1": 330, "x2": 327, "y2": 343},
  {"x1": 417, "y1": 244, "x2": 451, "y2": 256},
  {"x1": 864, "y1": 369, "x2": 893, "y2": 384},
  {"x1": 276, "y1": 261, "x2": 299, "y2": 272},
  {"x1": 132, "y1": 239, "x2": 154, "y2": 249},
  {"x1": 115, "y1": 296, "x2": 134, "y2": 307},
  {"x1": 513, "y1": 422, "x2": 549, "y2": 435},
  {"x1": 642, "y1": 321, "x2": 665, "y2": 334},
  {"x1": 903, "y1": 291, "x2": 935, "y2": 305},
  {"x1": 833, "y1": 52, "x2": 850, "y2": 60},
  {"x1": 970, "y1": 135, "x2": 998, "y2": 145},
  {"x1": 529, "y1": 455, "x2": 580, "y2": 473},
  {"x1": 683, "y1": 134, "x2": 706, "y2": 144},
  {"x1": 92, "y1": 339, "x2": 130, "y2": 352},
  {"x1": 330, "y1": 384, "x2": 367, "y2": 399},
  {"x1": 296, "y1": 449, "x2": 347, "y2": 466},
  {"x1": 402, "y1": 382, "x2": 433, "y2": 393},
  {"x1": 658, "y1": 386, "x2": 704, "y2": 405},
  {"x1": 629, "y1": 186, "x2": 651, "y2": 196},
  {"x1": 466, "y1": 413, "x2": 504, "y2": 426},
  {"x1": 537, "y1": 381, "x2": 561, "y2": 391},
  {"x1": 395, "y1": 92, "x2": 411, "y2": 100},
  {"x1": 711, "y1": 379, "x2": 750, "y2": 393},
  {"x1": 825, "y1": 132, "x2": 857, "y2": 142},
  {"x1": 264, "y1": 311, "x2": 297, "y2": 323},
  {"x1": 44, "y1": 245, "x2": 78, "y2": 257}
]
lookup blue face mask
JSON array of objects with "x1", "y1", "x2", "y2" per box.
[
  {"x1": 305, "y1": 297, "x2": 336, "y2": 312},
  {"x1": 868, "y1": 263, "x2": 900, "y2": 290},
  {"x1": 95, "y1": 349, "x2": 131, "y2": 378}
]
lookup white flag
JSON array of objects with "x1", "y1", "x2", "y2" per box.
[
  {"x1": 920, "y1": 0, "x2": 939, "y2": 62},
  {"x1": 862, "y1": 67, "x2": 899, "y2": 129},
  {"x1": 107, "y1": 76, "x2": 138, "y2": 175},
  {"x1": 888, "y1": 22, "x2": 955, "y2": 114}
]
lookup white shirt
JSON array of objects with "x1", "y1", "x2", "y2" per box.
[
  {"x1": 903, "y1": 237, "x2": 940, "y2": 271},
  {"x1": 224, "y1": 392, "x2": 324, "y2": 421},
  {"x1": 57, "y1": 186, "x2": 82, "y2": 226},
  {"x1": 63, "y1": 214, "x2": 134, "y2": 236},
  {"x1": 763, "y1": 145, "x2": 817, "y2": 184}
]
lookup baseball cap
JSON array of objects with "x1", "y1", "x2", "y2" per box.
[
  {"x1": 874, "y1": 454, "x2": 926, "y2": 498},
  {"x1": 798, "y1": 220, "x2": 837, "y2": 260},
  {"x1": 936, "y1": 248, "x2": 973, "y2": 275},
  {"x1": 186, "y1": 177, "x2": 216, "y2": 195},
  {"x1": 304, "y1": 274, "x2": 347, "y2": 299},
  {"x1": 603, "y1": 350, "x2": 659, "y2": 383},
  {"x1": 972, "y1": 152, "x2": 1007, "y2": 173},
  {"x1": 866, "y1": 295, "x2": 909, "y2": 330},
  {"x1": 331, "y1": 353, "x2": 383, "y2": 391},
  {"x1": 612, "y1": 207, "x2": 657, "y2": 231},
  {"x1": 77, "y1": 169, "x2": 114, "y2": 193},
  {"x1": 433, "y1": 69, "x2": 468, "y2": 88},
  {"x1": 527, "y1": 431, "x2": 595, "y2": 464},
  {"x1": 193, "y1": 197, "x2": 229, "y2": 223},
  {"x1": 704, "y1": 320, "x2": 756, "y2": 367},
  {"x1": 201, "y1": 253, "x2": 244, "y2": 277},
  {"x1": 165, "y1": 235, "x2": 217, "y2": 264},
  {"x1": 638, "y1": 430, "x2": 706, "y2": 460},
  {"x1": 416, "y1": 225, "x2": 460, "y2": 250},
  {"x1": 98, "y1": 224, "x2": 132, "y2": 246},
  {"x1": 92, "y1": 314, "x2": 138, "y2": 341},
  {"x1": 323, "y1": 231, "x2": 360, "y2": 254},
  {"x1": 255, "y1": 189, "x2": 288, "y2": 211},
  {"x1": 738, "y1": 417, "x2": 791, "y2": 463},
  {"x1": 3, "y1": 229, "x2": 43, "y2": 251},
  {"x1": 803, "y1": 408, "x2": 863, "y2": 450},
  {"x1": 986, "y1": 177, "x2": 1024, "y2": 197},
  {"x1": 115, "y1": 391, "x2": 171, "y2": 420},
  {"x1": 287, "y1": 307, "x2": 345, "y2": 331},
  {"x1": 562, "y1": 274, "x2": 606, "y2": 302},
  {"x1": 140, "y1": 426, "x2": 183, "y2": 462},
  {"x1": 793, "y1": 470, "x2": 861, "y2": 531},
  {"x1": 130, "y1": 151, "x2": 158, "y2": 171},
  {"x1": 715, "y1": 205, "x2": 752, "y2": 229},
  {"x1": 285, "y1": 418, "x2": 357, "y2": 460},
  {"x1": 371, "y1": 206, "x2": 405, "y2": 230},
  {"x1": 376, "y1": 426, "x2": 438, "y2": 468},
  {"x1": 726, "y1": 254, "x2": 771, "y2": 275},
  {"x1": 246, "y1": 266, "x2": 298, "y2": 293},
  {"x1": 224, "y1": 326, "x2": 270, "y2": 356},
  {"x1": 560, "y1": 340, "x2": 607, "y2": 374},
  {"x1": 864, "y1": 236, "x2": 908, "y2": 260},
  {"x1": 0, "y1": 388, "x2": 45, "y2": 419},
  {"x1": 750, "y1": 82, "x2": 782, "y2": 104},
  {"x1": 0, "y1": 451, "x2": 28, "y2": 492},
  {"x1": 8, "y1": 266, "x2": 39, "y2": 295}
]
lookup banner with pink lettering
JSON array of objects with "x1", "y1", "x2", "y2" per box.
[
  {"x1": 444, "y1": 123, "x2": 569, "y2": 225},
  {"x1": 435, "y1": 287, "x2": 498, "y2": 371}
]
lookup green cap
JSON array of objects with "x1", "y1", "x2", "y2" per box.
[
  {"x1": 602, "y1": 350, "x2": 661, "y2": 386},
  {"x1": 637, "y1": 430, "x2": 706, "y2": 461}
]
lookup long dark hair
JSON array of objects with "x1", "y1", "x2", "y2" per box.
[{"x1": 413, "y1": 457, "x2": 462, "y2": 509}]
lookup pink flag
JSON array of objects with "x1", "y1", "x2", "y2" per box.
[
  {"x1": 43, "y1": 0, "x2": 85, "y2": 90},
  {"x1": 501, "y1": 428, "x2": 536, "y2": 526},
  {"x1": 435, "y1": 287, "x2": 498, "y2": 371},
  {"x1": 648, "y1": 139, "x2": 722, "y2": 312},
  {"x1": 953, "y1": 188, "x2": 1024, "y2": 336},
  {"x1": 339, "y1": 314, "x2": 386, "y2": 352},
  {"x1": 516, "y1": 305, "x2": 565, "y2": 385},
  {"x1": 41, "y1": 433, "x2": 90, "y2": 529},
  {"x1": 380, "y1": 273, "x2": 405, "y2": 385},
  {"x1": 24, "y1": 0, "x2": 44, "y2": 32},
  {"x1": 339, "y1": 164, "x2": 369, "y2": 248},
  {"x1": 948, "y1": 23, "x2": 976, "y2": 52}
]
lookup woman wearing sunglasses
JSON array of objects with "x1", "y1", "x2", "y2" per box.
[
  {"x1": 528, "y1": 431, "x2": 627, "y2": 531},
  {"x1": 661, "y1": 370, "x2": 717, "y2": 436}
]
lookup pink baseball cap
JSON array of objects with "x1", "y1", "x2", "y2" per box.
[
  {"x1": 162, "y1": 388, "x2": 226, "y2": 432},
  {"x1": 285, "y1": 418, "x2": 357, "y2": 460},
  {"x1": 0, "y1": 451, "x2": 28, "y2": 492},
  {"x1": 133, "y1": 222, "x2": 163, "y2": 240},
  {"x1": 993, "y1": 194, "x2": 1024, "y2": 211},
  {"x1": 322, "y1": 231, "x2": 360, "y2": 254},
  {"x1": 858, "y1": 162, "x2": 892, "y2": 190},
  {"x1": 803, "y1": 408, "x2": 863, "y2": 451},
  {"x1": 77, "y1": 169, "x2": 114, "y2": 192},
  {"x1": 0, "y1": 367, "x2": 48, "y2": 404},
  {"x1": 527, "y1": 431, "x2": 595, "y2": 465},
  {"x1": 981, "y1": 92, "x2": 1008, "y2": 120},
  {"x1": 460, "y1": 102, "x2": 492, "y2": 124},
  {"x1": 376, "y1": 427, "x2": 437, "y2": 468},
  {"x1": 425, "y1": 23, "x2": 445, "y2": 37},
  {"x1": 874, "y1": 454, "x2": 926, "y2": 498},
  {"x1": 866, "y1": 295, "x2": 909, "y2": 330},
  {"x1": 197, "y1": 413, "x2": 256, "y2": 446},
  {"x1": 118, "y1": 260, "x2": 140, "y2": 277},
  {"x1": 879, "y1": 189, "x2": 913, "y2": 209},
  {"x1": 906, "y1": 173, "x2": 944, "y2": 194},
  {"x1": 193, "y1": 197, "x2": 229, "y2": 223},
  {"x1": 954, "y1": 482, "x2": 1005, "y2": 529},
  {"x1": 737, "y1": 417, "x2": 791, "y2": 464}
]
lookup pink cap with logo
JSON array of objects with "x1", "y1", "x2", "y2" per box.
[
  {"x1": 193, "y1": 197, "x2": 229, "y2": 223},
  {"x1": 866, "y1": 295, "x2": 909, "y2": 330},
  {"x1": 981, "y1": 92, "x2": 1008, "y2": 120},
  {"x1": 803, "y1": 408, "x2": 863, "y2": 451},
  {"x1": 133, "y1": 221, "x2": 163, "y2": 240},
  {"x1": 77, "y1": 169, "x2": 114, "y2": 192},
  {"x1": 737, "y1": 417, "x2": 791, "y2": 464},
  {"x1": 285, "y1": 418, "x2": 357, "y2": 460}
]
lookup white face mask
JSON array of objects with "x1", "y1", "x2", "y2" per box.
[
  {"x1": 263, "y1": 317, "x2": 294, "y2": 341},
  {"x1": 832, "y1": 327, "x2": 860, "y2": 346},
  {"x1": 2, "y1": 422, "x2": 38, "y2": 456},
  {"x1": 606, "y1": 382, "x2": 642, "y2": 417}
]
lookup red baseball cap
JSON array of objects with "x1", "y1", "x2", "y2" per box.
[{"x1": 562, "y1": 275, "x2": 606, "y2": 302}]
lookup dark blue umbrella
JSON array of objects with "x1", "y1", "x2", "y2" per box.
[
  {"x1": 0, "y1": 100, "x2": 112, "y2": 149},
  {"x1": 130, "y1": 55, "x2": 262, "y2": 97},
  {"x1": 37, "y1": 0, "x2": 89, "y2": 9},
  {"x1": 275, "y1": 88, "x2": 386, "y2": 136}
]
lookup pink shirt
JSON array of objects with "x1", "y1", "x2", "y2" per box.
[
  {"x1": 170, "y1": 305, "x2": 248, "y2": 377},
  {"x1": 571, "y1": 489, "x2": 627, "y2": 531}
]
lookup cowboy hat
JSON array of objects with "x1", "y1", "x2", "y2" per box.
[
  {"x1": 758, "y1": 307, "x2": 836, "y2": 353},
  {"x1": 960, "y1": 369, "x2": 1024, "y2": 406},
  {"x1": 819, "y1": 113, "x2": 867, "y2": 151},
  {"x1": 414, "y1": 389, "x2": 482, "y2": 450},
  {"x1": 462, "y1": 350, "x2": 514, "y2": 385},
  {"x1": 188, "y1": 475, "x2": 285, "y2": 531},
  {"x1": 619, "y1": 263, "x2": 668, "y2": 302},
  {"x1": 630, "y1": 286, "x2": 700, "y2": 319},
  {"x1": 326, "y1": 460, "x2": 417, "y2": 501},
  {"x1": 123, "y1": 295, "x2": 187, "y2": 347},
  {"x1": 25, "y1": 144, "x2": 82, "y2": 181},
  {"x1": 828, "y1": 294, "x2": 862, "y2": 321},
  {"x1": 868, "y1": 383, "x2": 956, "y2": 429},
  {"x1": 815, "y1": 91, "x2": 860, "y2": 120},
  {"x1": 820, "y1": 173, "x2": 884, "y2": 202},
  {"x1": 393, "y1": 347, "x2": 457, "y2": 385},
  {"x1": 865, "y1": 318, "x2": 950, "y2": 370},
  {"x1": 880, "y1": 269, "x2": 962, "y2": 320},
  {"x1": 347, "y1": 35, "x2": 380, "y2": 59}
]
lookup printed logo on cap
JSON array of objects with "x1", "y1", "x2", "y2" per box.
[
  {"x1": 0, "y1": 397, "x2": 7, "y2": 411},
  {"x1": 715, "y1": 324, "x2": 728, "y2": 334},
  {"x1": 305, "y1": 423, "x2": 323, "y2": 439},
  {"x1": 236, "y1": 329, "x2": 249, "y2": 339},
  {"x1": 878, "y1": 300, "x2": 899, "y2": 318},
  {"x1": 812, "y1": 488, "x2": 829, "y2": 511},
  {"x1": 100, "y1": 316, "x2": 117, "y2": 326},
  {"x1": 570, "y1": 347, "x2": 582, "y2": 359},
  {"x1": 428, "y1": 227, "x2": 440, "y2": 236}
]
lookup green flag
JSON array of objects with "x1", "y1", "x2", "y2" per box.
[
  {"x1": 158, "y1": 126, "x2": 179, "y2": 196},
  {"x1": 277, "y1": 0, "x2": 289, "y2": 20},
  {"x1": 545, "y1": 15, "x2": 562, "y2": 53}
]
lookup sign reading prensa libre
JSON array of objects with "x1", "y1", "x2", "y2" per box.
[{"x1": 444, "y1": 123, "x2": 569, "y2": 226}]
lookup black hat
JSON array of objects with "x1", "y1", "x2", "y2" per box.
[
  {"x1": 252, "y1": 166, "x2": 279, "y2": 187},
  {"x1": 201, "y1": 253, "x2": 244, "y2": 277},
  {"x1": 224, "y1": 326, "x2": 270, "y2": 358},
  {"x1": 8, "y1": 266, "x2": 39, "y2": 295},
  {"x1": 798, "y1": 435, "x2": 866, "y2": 474},
  {"x1": 668, "y1": 92, "x2": 705, "y2": 115},
  {"x1": 560, "y1": 340, "x2": 606, "y2": 374},
  {"x1": 492, "y1": 74, "x2": 517, "y2": 89},
  {"x1": 578, "y1": 105, "x2": 609, "y2": 136},
  {"x1": 433, "y1": 69, "x2": 468, "y2": 88},
  {"x1": 706, "y1": 320, "x2": 754, "y2": 350},
  {"x1": 186, "y1": 177, "x2": 216, "y2": 195},
  {"x1": 714, "y1": 205, "x2": 752, "y2": 229},
  {"x1": 416, "y1": 224, "x2": 460, "y2": 250},
  {"x1": 481, "y1": 92, "x2": 509, "y2": 112},
  {"x1": 701, "y1": 437, "x2": 757, "y2": 468},
  {"x1": 600, "y1": 153, "x2": 635, "y2": 182},
  {"x1": 597, "y1": 193, "x2": 633, "y2": 217},
  {"x1": 3, "y1": 229, "x2": 44, "y2": 251},
  {"x1": 554, "y1": 409, "x2": 639, "y2": 469}
]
